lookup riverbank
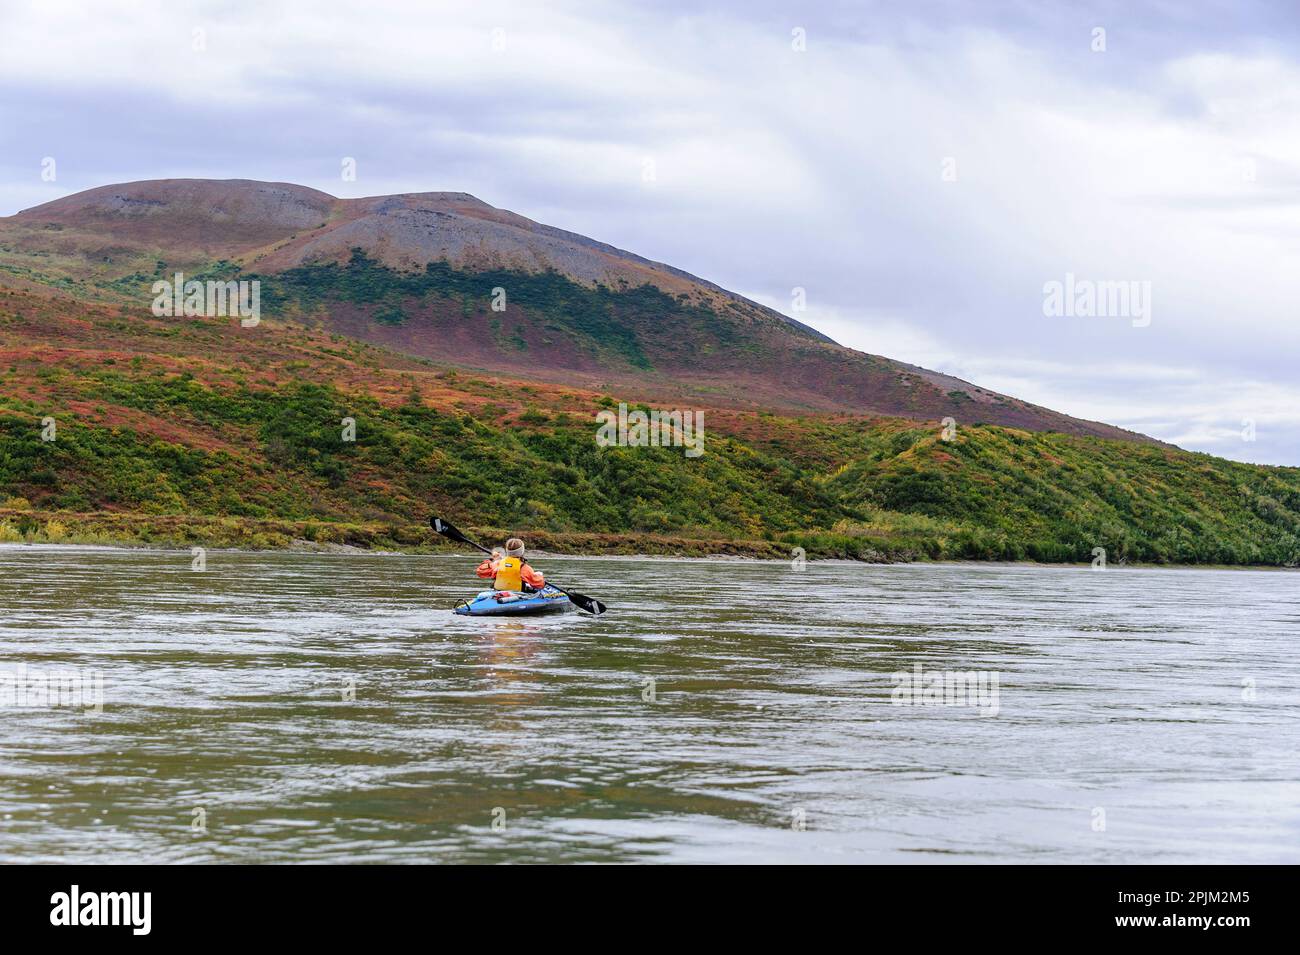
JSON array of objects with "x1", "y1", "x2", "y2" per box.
[
  {"x1": 0, "y1": 508, "x2": 807, "y2": 559},
  {"x1": 2, "y1": 508, "x2": 1296, "y2": 568}
]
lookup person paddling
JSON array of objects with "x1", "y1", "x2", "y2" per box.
[
  {"x1": 476, "y1": 537, "x2": 546, "y2": 592},
  {"x1": 433, "y1": 516, "x2": 606, "y2": 615}
]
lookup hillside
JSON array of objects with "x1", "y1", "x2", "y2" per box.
[
  {"x1": 1, "y1": 285, "x2": 1297, "y2": 564},
  {"x1": 0, "y1": 179, "x2": 1145, "y2": 440}
]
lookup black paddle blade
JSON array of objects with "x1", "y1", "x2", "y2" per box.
[
  {"x1": 429, "y1": 516, "x2": 493, "y2": 556},
  {"x1": 429, "y1": 516, "x2": 468, "y2": 543},
  {"x1": 565, "y1": 591, "x2": 607, "y2": 616}
]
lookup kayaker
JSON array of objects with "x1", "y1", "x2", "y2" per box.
[{"x1": 476, "y1": 537, "x2": 546, "y2": 592}]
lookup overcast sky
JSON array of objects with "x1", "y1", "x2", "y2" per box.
[{"x1": 2, "y1": 0, "x2": 1297, "y2": 464}]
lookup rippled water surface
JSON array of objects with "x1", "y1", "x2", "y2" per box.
[{"x1": 1, "y1": 545, "x2": 1297, "y2": 863}]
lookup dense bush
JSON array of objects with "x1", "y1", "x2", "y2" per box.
[{"x1": 3, "y1": 367, "x2": 1300, "y2": 564}]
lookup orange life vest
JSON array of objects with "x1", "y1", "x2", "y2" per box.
[{"x1": 493, "y1": 556, "x2": 524, "y2": 591}]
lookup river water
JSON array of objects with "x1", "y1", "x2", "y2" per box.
[{"x1": 0, "y1": 545, "x2": 1296, "y2": 864}]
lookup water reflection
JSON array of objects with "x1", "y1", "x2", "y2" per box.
[{"x1": 479, "y1": 619, "x2": 543, "y2": 726}]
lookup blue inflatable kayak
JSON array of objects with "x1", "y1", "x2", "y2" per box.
[{"x1": 454, "y1": 586, "x2": 574, "y2": 616}]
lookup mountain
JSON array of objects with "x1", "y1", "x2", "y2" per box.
[
  {"x1": 5, "y1": 179, "x2": 1296, "y2": 566},
  {"x1": 1, "y1": 179, "x2": 1144, "y2": 441}
]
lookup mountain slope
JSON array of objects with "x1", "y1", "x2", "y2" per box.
[
  {"x1": 1, "y1": 179, "x2": 1144, "y2": 441},
  {"x1": 0, "y1": 285, "x2": 1297, "y2": 564}
]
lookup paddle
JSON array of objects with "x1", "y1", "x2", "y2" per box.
[{"x1": 430, "y1": 516, "x2": 608, "y2": 615}]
